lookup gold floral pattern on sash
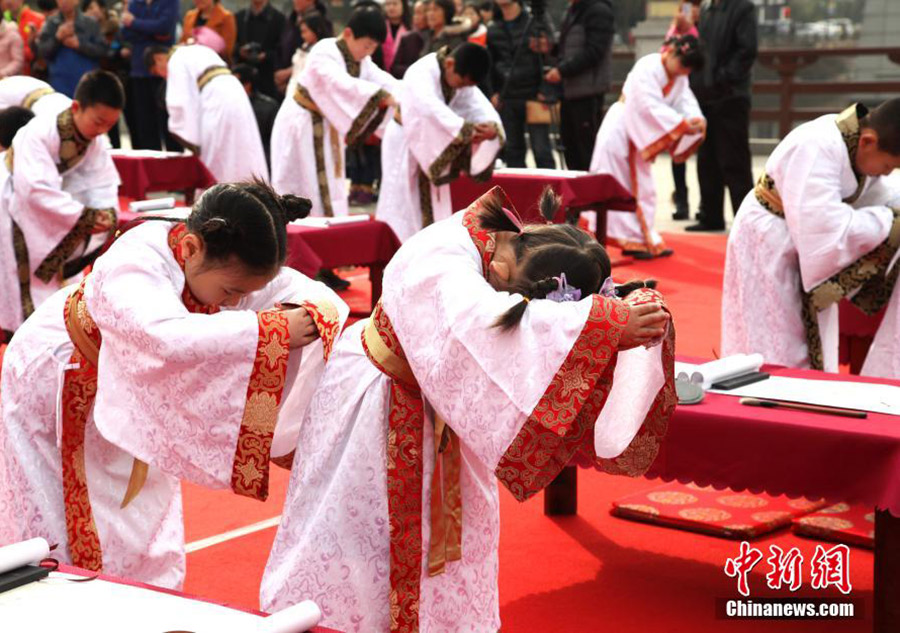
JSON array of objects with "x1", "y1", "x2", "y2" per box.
[
  {"x1": 21, "y1": 86, "x2": 55, "y2": 110},
  {"x1": 56, "y1": 107, "x2": 90, "y2": 174},
  {"x1": 11, "y1": 220, "x2": 34, "y2": 320},
  {"x1": 33, "y1": 207, "x2": 117, "y2": 284},
  {"x1": 197, "y1": 65, "x2": 231, "y2": 91}
]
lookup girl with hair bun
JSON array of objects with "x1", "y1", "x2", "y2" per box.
[
  {"x1": 263, "y1": 186, "x2": 675, "y2": 632},
  {"x1": 0, "y1": 180, "x2": 348, "y2": 589},
  {"x1": 590, "y1": 33, "x2": 707, "y2": 259}
]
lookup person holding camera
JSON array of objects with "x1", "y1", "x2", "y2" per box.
[
  {"x1": 487, "y1": 0, "x2": 554, "y2": 168},
  {"x1": 235, "y1": 0, "x2": 285, "y2": 100},
  {"x1": 542, "y1": 0, "x2": 613, "y2": 171}
]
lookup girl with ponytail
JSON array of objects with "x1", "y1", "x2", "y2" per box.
[
  {"x1": 263, "y1": 186, "x2": 676, "y2": 633},
  {"x1": 0, "y1": 180, "x2": 349, "y2": 589}
]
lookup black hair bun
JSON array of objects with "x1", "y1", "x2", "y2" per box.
[{"x1": 280, "y1": 194, "x2": 312, "y2": 223}]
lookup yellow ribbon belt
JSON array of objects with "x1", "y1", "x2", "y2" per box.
[{"x1": 197, "y1": 65, "x2": 231, "y2": 91}]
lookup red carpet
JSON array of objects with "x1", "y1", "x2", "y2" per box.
[{"x1": 181, "y1": 232, "x2": 873, "y2": 631}]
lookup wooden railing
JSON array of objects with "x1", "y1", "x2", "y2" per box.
[{"x1": 610, "y1": 46, "x2": 900, "y2": 139}]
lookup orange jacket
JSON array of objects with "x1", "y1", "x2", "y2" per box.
[{"x1": 181, "y1": 3, "x2": 236, "y2": 63}]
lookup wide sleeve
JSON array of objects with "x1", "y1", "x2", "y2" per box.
[
  {"x1": 670, "y1": 81, "x2": 704, "y2": 162},
  {"x1": 164, "y1": 51, "x2": 201, "y2": 150},
  {"x1": 778, "y1": 140, "x2": 895, "y2": 292},
  {"x1": 86, "y1": 239, "x2": 291, "y2": 501},
  {"x1": 359, "y1": 57, "x2": 400, "y2": 140},
  {"x1": 302, "y1": 45, "x2": 391, "y2": 144},
  {"x1": 623, "y1": 59, "x2": 692, "y2": 162},
  {"x1": 9, "y1": 126, "x2": 107, "y2": 283},
  {"x1": 449, "y1": 86, "x2": 504, "y2": 178}
]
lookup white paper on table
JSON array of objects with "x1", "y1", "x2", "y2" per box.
[
  {"x1": 292, "y1": 215, "x2": 370, "y2": 228},
  {"x1": 0, "y1": 573, "x2": 269, "y2": 632},
  {"x1": 496, "y1": 167, "x2": 587, "y2": 178},
  {"x1": 259, "y1": 600, "x2": 322, "y2": 633},
  {"x1": 109, "y1": 149, "x2": 185, "y2": 159},
  {"x1": 710, "y1": 375, "x2": 900, "y2": 416},
  {"x1": 0, "y1": 538, "x2": 49, "y2": 575},
  {"x1": 676, "y1": 354, "x2": 764, "y2": 390},
  {"x1": 129, "y1": 197, "x2": 177, "y2": 212}
]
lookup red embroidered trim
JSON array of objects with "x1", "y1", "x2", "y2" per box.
[
  {"x1": 301, "y1": 298, "x2": 341, "y2": 361},
  {"x1": 460, "y1": 186, "x2": 520, "y2": 277}
]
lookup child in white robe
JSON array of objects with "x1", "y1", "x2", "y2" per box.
[
  {"x1": 145, "y1": 44, "x2": 269, "y2": 183},
  {"x1": 0, "y1": 181, "x2": 349, "y2": 589},
  {"x1": 0, "y1": 70, "x2": 121, "y2": 337},
  {"x1": 0, "y1": 75, "x2": 72, "y2": 118},
  {"x1": 590, "y1": 35, "x2": 706, "y2": 258},
  {"x1": 376, "y1": 42, "x2": 504, "y2": 242},
  {"x1": 723, "y1": 98, "x2": 900, "y2": 372},
  {"x1": 261, "y1": 187, "x2": 674, "y2": 633},
  {"x1": 270, "y1": 6, "x2": 399, "y2": 217}
]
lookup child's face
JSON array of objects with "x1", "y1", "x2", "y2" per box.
[
  {"x1": 486, "y1": 231, "x2": 521, "y2": 292},
  {"x1": 300, "y1": 21, "x2": 317, "y2": 45},
  {"x1": 71, "y1": 101, "x2": 120, "y2": 140},
  {"x1": 462, "y1": 6, "x2": 479, "y2": 24},
  {"x1": 181, "y1": 234, "x2": 275, "y2": 307},
  {"x1": 344, "y1": 30, "x2": 380, "y2": 61},
  {"x1": 856, "y1": 130, "x2": 900, "y2": 177}
]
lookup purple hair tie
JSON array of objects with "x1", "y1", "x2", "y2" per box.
[
  {"x1": 599, "y1": 277, "x2": 617, "y2": 298},
  {"x1": 546, "y1": 273, "x2": 582, "y2": 303}
]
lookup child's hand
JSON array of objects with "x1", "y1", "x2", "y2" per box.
[
  {"x1": 687, "y1": 117, "x2": 706, "y2": 135},
  {"x1": 284, "y1": 306, "x2": 319, "y2": 349},
  {"x1": 91, "y1": 209, "x2": 115, "y2": 234},
  {"x1": 472, "y1": 123, "x2": 498, "y2": 143},
  {"x1": 619, "y1": 303, "x2": 669, "y2": 350}
]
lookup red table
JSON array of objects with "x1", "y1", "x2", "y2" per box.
[
  {"x1": 449, "y1": 168, "x2": 635, "y2": 240},
  {"x1": 112, "y1": 150, "x2": 216, "y2": 201},
  {"x1": 118, "y1": 210, "x2": 400, "y2": 312},
  {"x1": 55, "y1": 564, "x2": 342, "y2": 631},
  {"x1": 839, "y1": 299, "x2": 886, "y2": 374},
  {"x1": 545, "y1": 361, "x2": 900, "y2": 632}
]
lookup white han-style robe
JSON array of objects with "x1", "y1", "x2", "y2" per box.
[
  {"x1": 0, "y1": 219, "x2": 349, "y2": 589},
  {"x1": 261, "y1": 188, "x2": 676, "y2": 633},
  {"x1": 0, "y1": 107, "x2": 120, "y2": 334},
  {"x1": 0, "y1": 76, "x2": 72, "y2": 118},
  {"x1": 376, "y1": 51, "x2": 504, "y2": 243},
  {"x1": 590, "y1": 53, "x2": 704, "y2": 255},
  {"x1": 723, "y1": 105, "x2": 900, "y2": 372},
  {"x1": 270, "y1": 38, "x2": 398, "y2": 217},
  {"x1": 165, "y1": 45, "x2": 269, "y2": 183}
]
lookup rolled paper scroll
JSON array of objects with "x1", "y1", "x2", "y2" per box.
[
  {"x1": 677, "y1": 353, "x2": 764, "y2": 391},
  {"x1": 0, "y1": 538, "x2": 50, "y2": 575},
  {"x1": 258, "y1": 600, "x2": 322, "y2": 633}
]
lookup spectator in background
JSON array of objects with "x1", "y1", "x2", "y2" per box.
[
  {"x1": 284, "y1": 10, "x2": 330, "y2": 96},
  {"x1": 488, "y1": 0, "x2": 553, "y2": 168},
  {"x1": 543, "y1": 0, "x2": 613, "y2": 171},
  {"x1": 276, "y1": 0, "x2": 330, "y2": 95},
  {"x1": 181, "y1": 0, "x2": 236, "y2": 64},
  {"x1": 232, "y1": 63, "x2": 277, "y2": 170},
  {"x1": 2, "y1": 0, "x2": 44, "y2": 75},
  {"x1": 0, "y1": 17, "x2": 23, "y2": 78},
  {"x1": 463, "y1": 3, "x2": 486, "y2": 45},
  {"x1": 38, "y1": 0, "x2": 107, "y2": 97},
  {"x1": 120, "y1": 0, "x2": 177, "y2": 150},
  {"x1": 478, "y1": 0, "x2": 492, "y2": 26},
  {"x1": 235, "y1": 0, "x2": 285, "y2": 99},
  {"x1": 667, "y1": 0, "x2": 700, "y2": 220},
  {"x1": 390, "y1": 0, "x2": 426, "y2": 78},
  {"x1": 83, "y1": 0, "x2": 130, "y2": 147},
  {"x1": 686, "y1": 0, "x2": 757, "y2": 232},
  {"x1": 425, "y1": 0, "x2": 471, "y2": 54},
  {"x1": 381, "y1": 0, "x2": 409, "y2": 74}
]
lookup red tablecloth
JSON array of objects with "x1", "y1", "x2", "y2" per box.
[
  {"x1": 113, "y1": 151, "x2": 216, "y2": 200},
  {"x1": 449, "y1": 169, "x2": 635, "y2": 236},
  {"x1": 56, "y1": 564, "x2": 342, "y2": 631},
  {"x1": 647, "y1": 360, "x2": 900, "y2": 517}
]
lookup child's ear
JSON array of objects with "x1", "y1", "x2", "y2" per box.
[
  {"x1": 859, "y1": 129, "x2": 879, "y2": 151},
  {"x1": 489, "y1": 260, "x2": 511, "y2": 284}
]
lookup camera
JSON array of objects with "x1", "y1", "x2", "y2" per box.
[{"x1": 241, "y1": 42, "x2": 265, "y2": 64}]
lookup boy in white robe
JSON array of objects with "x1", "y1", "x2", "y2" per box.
[
  {"x1": 590, "y1": 36, "x2": 705, "y2": 258},
  {"x1": 261, "y1": 187, "x2": 674, "y2": 633},
  {"x1": 0, "y1": 70, "x2": 122, "y2": 337},
  {"x1": 0, "y1": 181, "x2": 349, "y2": 588},
  {"x1": 723, "y1": 98, "x2": 900, "y2": 372},
  {"x1": 270, "y1": 6, "x2": 399, "y2": 217},
  {"x1": 0, "y1": 75, "x2": 72, "y2": 118},
  {"x1": 145, "y1": 44, "x2": 269, "y2": 183},
  {"x1": 376, "y1": 42, "x2": 504, "y2": 242}
]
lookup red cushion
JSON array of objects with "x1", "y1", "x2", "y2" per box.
[
  {"x1": 792, "y1": 503, "x2": 875, "y2": 549},
  {"x1": 611, "y1": 481, "x2": 826, "y2": 539}
]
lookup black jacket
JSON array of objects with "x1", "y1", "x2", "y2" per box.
[
  {"x1": 235, "y1": 3, "x2": 286, "y2": 99},
  {"x1": 690, "y1": 0, "x2": 758, "y2": 104},
  {"x1": 556, "y1": 0, "x2": 614, "y2": 99},
  {"x1": 487, "y1": 8, "x2": 548, "y2": 100}
]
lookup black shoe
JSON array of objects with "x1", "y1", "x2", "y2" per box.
[
  {"x1": 672, "y1": 200, "x2": 690, "y2": 221},
  {"x1": 316, "y1": 268, "x2": 351, "y2": 291},
  {"x1": 685, "y1": 222, "x2": 725, "y2": 232}
]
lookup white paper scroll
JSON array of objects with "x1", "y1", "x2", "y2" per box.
[
  {"x1": 258, "y1": 600, "x2": 322, "y2": 633},
  {"x1": 0, "y1": 538, "x2": 50, "y2": 575},
  {"x1": 128, "y1": 197, "x2": 176, "y2": 212},
  {"x1": 676, "y1": 354, "x2": 764, "y2": 391}
]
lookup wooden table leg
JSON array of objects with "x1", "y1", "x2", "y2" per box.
[
  {"x1": 369, "y1": 264, "x2": 384, "y2": 310},
  {"x1": 543, "y1": 466, "x2": 578, "y2": 516},
  {"x1": 874, "y1": 509, "x2": 900, "y2": 632}
]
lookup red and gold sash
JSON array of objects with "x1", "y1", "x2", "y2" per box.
[{"x1": 59, "y1": 223, "x2": 297, "y2": 570}]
